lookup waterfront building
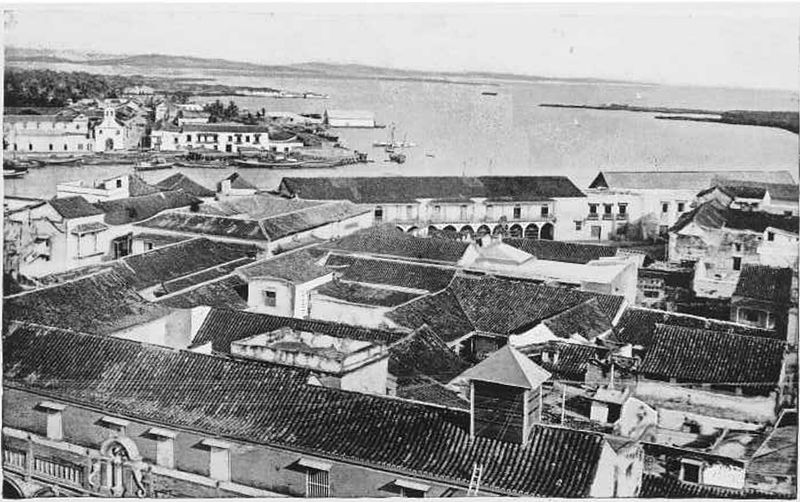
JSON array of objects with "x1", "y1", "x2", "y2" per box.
[
  {"x1": 586, "y1": 170, "x2": 796, "y2": 238},
  {"x1": 323, "y1": 109, "x2": 376, "y2": 128},
  {"x1": 94, "y1": 107, "x2": 135, "y2": 151},
  {"x1": 56, "y1": 173, "x2": 162, "y2": 203},
  {"x1": 278, "y1": 176, "x2": 587, "y2": 241},
  {"x1": 150, "y1": 122, "x2": 303, "y2": 153},
  {"x1": 3, "y1": 110, "x2": 93, "y2": 153}
]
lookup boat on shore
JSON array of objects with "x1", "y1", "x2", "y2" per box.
[
  {"x1": 31, "y1": 156, "x2": 82, "y2": 166},
  {"x1": 482, "y1": 91, "x2": 498, "y2": 96},
  {"x1": 387, "y1": 150, "x2": 406, "y2": 164},
  {"x1": 134, "y1": 160, "x2": 175, "y2": 171},
  {"x1": 4, "y1": 168, "x2": 28, "y2": 179},
  {"x1": 175, "y1": 160, "x2": 229, "y2": 169}
]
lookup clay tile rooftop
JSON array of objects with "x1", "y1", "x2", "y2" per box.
[{"x1": 230, "y1": 326, "x2": 387, "y2": 374}]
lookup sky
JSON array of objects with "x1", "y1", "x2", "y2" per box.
[{"x1": 3, "y1": 3, "x2": 800, "y2": 90}]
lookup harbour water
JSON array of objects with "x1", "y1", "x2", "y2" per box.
[{"x1": 5, "y1": 70, "x2": 798, "y2": 199}]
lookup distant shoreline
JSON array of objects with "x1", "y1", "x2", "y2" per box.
[{"x1": 540, "y1": 103, "x2": 799, "y2": 134}]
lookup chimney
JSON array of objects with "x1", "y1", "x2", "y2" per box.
[{"x1": 459, "y1": 346, "x2": 551, "y2": 445}]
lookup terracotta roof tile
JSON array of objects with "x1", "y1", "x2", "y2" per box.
[
  {"x1": 49, "y1": 196, "x2": 104, "y2": 219},
  {"x1": 325, "y1": 254, "x2": 456, "y2": 292},
  {"x1": 640, "y1": 324, "x2": 785, "y2": 387},
  {"x1": 733, "y1": 264, "x2": 794, "y2": 305},
  {"x1": 324, "y1": 226, "x2": 470, "y2": 264},
  {"x1": 4, "y1": 322, "x2": 608, "y2": 497},
  {"x1": 503, "y1": 238, "x2": 618, "y2": 264},
  {"x1": 95, "y1": 191, "x2": 201, "y2": 225},
  {"x1": 155, "y1": 173, "x2": 216, "y2": 198}
]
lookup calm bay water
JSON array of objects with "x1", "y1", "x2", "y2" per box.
[{"x1": 5, "y1": 69, "x2": 798, "y2": 199}]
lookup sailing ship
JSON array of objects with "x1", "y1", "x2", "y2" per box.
[{"x1": 373, "y1": 125, "x2": 416, "y2": 149}]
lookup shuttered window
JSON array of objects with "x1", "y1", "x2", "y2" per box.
[{"x1": 306, "y1": 468, "x2": 330, "y2": 498}]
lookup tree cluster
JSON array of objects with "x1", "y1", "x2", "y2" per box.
[
  {"x1": 4, "y1": 69, "x2": 141, "y2": 107},
  {"x1": 203, "y1": 100, "x2": 240, "y2": 123}
]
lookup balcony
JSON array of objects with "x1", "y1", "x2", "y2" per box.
[
  {"x1": 602, "y1": 214, "x2": 613, "y2": 220},
  {"x1": 587, "y1": 214, "x2": 599, "y2": 220}
]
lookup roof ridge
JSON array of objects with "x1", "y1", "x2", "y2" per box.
[{"x1": 652, "y1": 322, "x2": 786, "y2": 344}]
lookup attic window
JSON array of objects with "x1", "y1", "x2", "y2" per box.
[
  {"x1": 99, "y1": 415, "x2": 130, "y2": 434},
  {"x1": 395, "y1": 479, "x2": 430, "y2": 498},
  {"x1": 768, "y1": 232, "x2": 775, "y2": 242},
  {"x1": 36, "y1": 401, "x2": 66, "y2": 440},
  {"x1": 116, "y1": 179, "x2": 123, "y2": 188}
]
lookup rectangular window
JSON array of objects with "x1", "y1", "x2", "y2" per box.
[
  {"x1": 604, "y1": 203, "x2": 612, "y2": 214},
  {"x1": 37, "y1": 402, "x2": 66, "y2": 440},
  {"x1": 589, "y1": 204, "x2": 598, "y2": 215},
  {"x1": 768, "y1": 232, "x2": 775, "y2": 241},
  {"x1": 643, "y1": 290, "x2": 660, "y2": 299},
  {"x1": 460, "y1": 205, "x2": 468, "y2": 220},
  {"x1": 306, "y1": 469, "x2": 330, "y2": 498},
  {"x1": 145, "y1": 242, "x2": 154, "y2": 251},
  {"x1": 201, "y1": 439, "x2": 231, "y2": 482},
  {"x1": 228, "y1": 136, "x2": 233, "y2": 142},
  {"x1": 245, "y1": 135, "x2": 250, "y2": 143},
  {"x1": 734, "y1": 243, "x2": 742, "y2": 252},
  {"x1": 406, "y1": 205, "x2": 413, "y2": 219},
  {"x1": 732, "y1": 256, "x2": 742, "y2": 271},
  {"x1": 680, "y1": 461, "x2": 702, "y2": 484},
  {"x1": 618, "y1": 203, "x2": 627, "y2": 215},
  {"x1": 396, "y1": 480, "x2": 430, "y2": 498},
  {"x1": 49, "y1": 144, "x2": 54, "y2": 151},
  {"x1": 186, "y1": 134, "x2": 192, "y2": 142},
  {"x1": 486, "y1": 205, "x2": 493, "y2": 218},
  {"x1": 513, "y1": 206, "x2": 521, "y2": 219},
  {"x1": 677, "y1": 202, "x2": 686, "y2": 212},
  {"x1": 541, "y1": 205, "x2": 549, "y2": 217},
  {"x1": 434, "y1": 205, "x2": 441, "y2": 214},
  {"x1": 263, "y1": 290, "x2": 277, "y2": 307},
  {"x1": 374, "y1": 207, "x2": 384, "y2": 222},
  {"x1": 575, "y1": 221, "x2": 582, "y2": 231},
  {"x1": 661, "y1": 202, "x2": 669, "y2": 214},
  {"x1": 147, "y1": 428, "x2": 177, "y2": 469}
]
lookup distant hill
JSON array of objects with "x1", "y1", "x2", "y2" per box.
[{"x1": 5, "y1": 46, "x2": 635, "y2": 86}]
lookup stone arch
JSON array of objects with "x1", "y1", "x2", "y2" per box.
[
  {"x1": 509, "y1": 224, "x2": 523, "y2": 238},
  {"x1": 395, "y1": 226, "x2": 405, "y2": 232},
  {"x1": 540, "y1": 223, "x2": 554, "y2": 240},
  {"x1": 3, "y1": 479, "x2": 24, "y2": 499},
  {"x1": 442, "y1": 225, "x2": 457, "y2": 233},
  {"x1": 476, "y1": 225, "x2": 491, "y2": 238},
  {"x1": 524, "y1": 223, "x2": 540, "y2": 240},
  {"x1": 100, "y1": 436, "x2": 142, "y2": 462},
  {"x1": 492, "y1": 225, "x2": 505, "y2": 236},
  {"x1": 427, "y1": 225, "x2": 438, "y2": 235},
  {"x1": 460, "y1": 225, "x2": 475, "y2": 239},
  {"x1": 32, "y1": 487, "x2": 58, "y2": 498},
  {"x1": 406, "y1": 226, "x2": 419, "y2": 234}
]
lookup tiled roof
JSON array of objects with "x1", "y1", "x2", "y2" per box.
[
  {"x1": 278, "y1": 176, "x2": 585, "y2": 204},
  {"x1": 126, "y1": 174, "x2": 163, "y2": 197},
  {"x1": 518, "y1": 342, "x2": 603, "y2": 382},
  {"x1": 3, "y1": 270, "x2": 170, "y2": 335},
  {"x1": 711, "y1": 179, "x2": 800, "y2": 202},
  {"x1": 160, "y1": 259, "x2": 252, "y2": 294},
  {"x1": 259, "y1": 201, "x2": 370, "y2": 240},
  {"x1": 222, "y1": 172, "x2": 258, "y2": 190},
  {"x1": 4, "y1": 322, "x2": 607, "y2": 497},
  {"x1": 181, "y1": 122, "x2": 271, "y2": 133},
  {"x1": 503, "y1": 238, "x2": 618, "y2": 264},
  {"x1": 325, "y1": 254, "x2": 456, "y2": 292},
  {"x1": 733, "y1": 264, "x2": 794, "y2": 304},
  {"x1": 49, "y1": 196, "x2": 104, "y2": 219},
  {"x1": 157, "y1": 275, "x2": 249, "y2": 310},
  {"x1": 388, "y1": 274, "x2": 625, "y2": 343},
  {"x1": 542, "y1": 299, "x2": 612, "y2": 340},
  {"x1": 671, "y1": 201, "x2": 799, "y2": 234},
  {"x1": 197, "y1": 194, "x2": 322, "y2": 219},
  {"x1": 387, "y1": 288, "x2": 476, "y2": 343},
  {"x1": 639, "y1": 324, "x2": 785, "y2": 386},
  {"x1": 155, "y1": 173, "x2": 216, "y2": 198},
  {"x1": 396, "y1": 375, "x2": 469, "y2": 410},
  {"x1": 315, "y1": 281, "x2": 421, "y2": 307},
  {"x1": 69, "y1": 221, "x2": 108, "y2": 235},
  {"x1": 136, "y1": 212, "x2": 269, "y2": 241},
  {"x1": 589, "y1": 170, "x2": 795, "y2": 191},
  {"x1": 95, "y1": 191, "x2": 201, "y2": 225},
  {"x1": 192, "y1": 309, "x2": 407, "y2": 353},
  {"x1": 133, "y1": 232, "x2": 192, "y2": 248},
  {"x1": 615, "y1": 307, "x2": 784, "y2": 348},
  {"x1": 324, "y1": 226, "x2": 470, "y2": 264},
  {"x1": 640, "y1": 474, "x2": 788, "y2": 499},
  {"x1": 120, "y1": 238, "x2": 258, "y2": 290},
  {"x1": 388, "y1": 326, "x2": 470, "y2": 383},
  {"x1": 238, "y1": 247, "x2": 330, "y2": 284}
]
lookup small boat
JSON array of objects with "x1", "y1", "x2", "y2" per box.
[
  {"x1": 33, "y1": 156, "x2": 82, "y2": 166},
  {"x1": 388, "y1": 151, "x2": 406, "y2": 164},
  {"x1": 481, "y1": 91, "x2": 498, "y2": 96},
  {"x1": 4, "y1": 168, "x2": 28, "y2": 179},
  {"x1": 175, "y1": 161, "x2": 229, "y2": 169},
  {"x1": 233, "y1": 158, "x2": 304, "y2": 169},
  {"x1": 425, "y1": 153, "x2": 436, "y2": 158},
  {"x1": 134, "y1": 159, "x2": 175, "y2": 171}
]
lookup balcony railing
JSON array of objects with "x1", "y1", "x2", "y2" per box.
[
  {"x1": 33, "y1": 456, "x2": 85, "y2": 486},
  {"x1": 587, "y1": 214, "x2": 599, "y2": 220},
  {"x1": 3, "y1": 447, "x2": 27, "y2": 470},
  {"x1": 392, "y1": 214, "x2": 557, "y2": 225}
]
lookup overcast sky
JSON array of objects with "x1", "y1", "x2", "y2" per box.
[{"x1": 4, "y1": 3, "x2": 799, "y2": 90}]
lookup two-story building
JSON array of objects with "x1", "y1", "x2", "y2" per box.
[
  {"x1": 696, "y1": 180, "x2": 799, "y2": 216},
  {"x1": 151, "y1": 122, "x2": 303, "y2": 153},
  {"x1": 586, "y1": 170, "x2": 796, "y2": 239},
  {"x1": 277, "y1": 176, "x2": 589, "y2": 241},
  {"x1": 3, "y1": 111, "x2": 93, "y2": 153},
  {"x1": 5, "y1": 196, "x2": 109, "y2": 278}
]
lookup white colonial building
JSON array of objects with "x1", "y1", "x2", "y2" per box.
[{"x1": 3, "y1": 112, "x2": 93, "y2": 153}]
